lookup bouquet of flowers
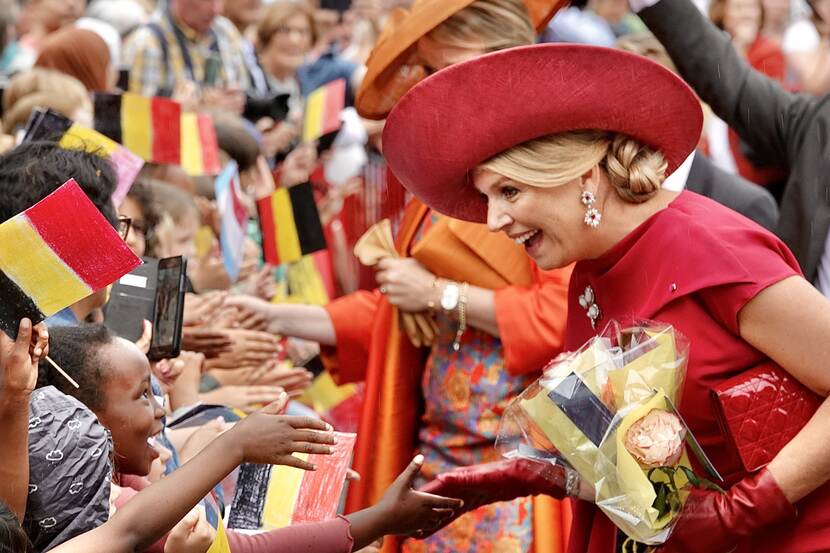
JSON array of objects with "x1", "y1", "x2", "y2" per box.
[{"x1": 497, "y1": 320, "x2": 722, "y2": 545}]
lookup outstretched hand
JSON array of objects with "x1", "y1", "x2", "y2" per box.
[
  {"x1": 378, "y1": 455, "x2": 464, "y2": 539},
  {"x1": 416, "y1": 458, "x2": 573, "y2": 537},
  {"x1": 231, "y1": 397, "x2": 336, "y2": 469}
]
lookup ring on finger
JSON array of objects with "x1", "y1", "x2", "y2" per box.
[{"x1": 379, "y1": 285, "x2": 388, "y2": 294}]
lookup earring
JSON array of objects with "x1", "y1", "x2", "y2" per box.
[{"x1": 581, "y1": 190, "x2": 601, "y2": 229}]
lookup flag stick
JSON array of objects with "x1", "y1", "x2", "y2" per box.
[{"x1": 44, "y1": 355, "x2": 79, "y2": 389}]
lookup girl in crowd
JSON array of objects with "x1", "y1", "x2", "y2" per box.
[
  {"x1": 28, "y1": 323, "x2": 463, "y2": 552},
  {"x1": 231, "y1": 1, "x2": 570, "y2": 551},
  {"x1": 382, "y1": 43, "x2": 830, "y2": 553}
]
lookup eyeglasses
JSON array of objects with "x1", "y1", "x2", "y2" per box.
[
  {"x1": 275, "y1": 25, "x2": 313, "y2": 38},
  {"x1": 117, "y1": 216, "x2": 132, "y2": 241}
]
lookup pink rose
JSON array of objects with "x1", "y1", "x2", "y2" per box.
[{"x1": 624, "y1": 409, "x2": 686, "y2": 468}]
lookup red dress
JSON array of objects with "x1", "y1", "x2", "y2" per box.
[{"x1": 563, "y1": 191, "x2": 830, "y2": 553}]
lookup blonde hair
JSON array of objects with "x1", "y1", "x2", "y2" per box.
[
  {"x1": 256, "y1": 0, "x2": 318, "y2": 49},
  {"x1": 2, "y1": 68, "x2": 90, "y2": 133},
  {"x1": 428, "y1": 0, "x2": 535, "y2": 51},
  {"x1": 482, "y1": 131, "x2": 668, "y2": 203}
]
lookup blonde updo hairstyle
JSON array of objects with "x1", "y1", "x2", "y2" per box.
[
  {"x1": 481, "y1": 131, "x2": 668, "y2": 204},
  {"x1": 428, "y1": 0, "x2": 536, "y2": 52}
]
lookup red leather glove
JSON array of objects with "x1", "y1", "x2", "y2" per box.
[
  {"x1": 416, "y1": 458, "x2": 567, "y2": 536},
  {"x1": 655, "y1": 468, "x2": 797, "y2": 553}
]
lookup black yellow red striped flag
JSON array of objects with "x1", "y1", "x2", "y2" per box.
[{"x1": 257, "y1": 183, "x2": 327, "y2": 266}]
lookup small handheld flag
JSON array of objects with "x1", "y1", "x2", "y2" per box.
[
  {"x1": 180, "y1": 112, "x2": 222, "y2": 177},
  {"x1": 256, "y1": 183, "x2": 327, "y2": 266},
  {"x1": 93, "y1": 93, "x2": 222, "y2": 176},
  {"x1": 228, "y1": 432, "x2": 356, "y2": 531},
  {"x1": 214, "y1": 162, "x2": 247, "y2": 281},
  {"x1": 302, "y1": 79, "x2": 346, "y2": 143},
  {"x1": 94, "y1": 92, "x2": 181, "y2": 165},
  {"x1": 0, "y1": 179, "x2": 141, "y2": 337},
  {"x1": 23, "y1": 109, "x2": 144, "y2": 206}
]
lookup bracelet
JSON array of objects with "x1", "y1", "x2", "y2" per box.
[{"x1": 452, "y1": 282, "x2": 469, "y2": 351}]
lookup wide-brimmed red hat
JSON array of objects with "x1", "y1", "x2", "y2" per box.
[
  {"x1": 382, "y1": 44, "x2": 703, "y2": 223},
  {"x1": 355, "y1": 0, "x2": 566, "y2": 120}
]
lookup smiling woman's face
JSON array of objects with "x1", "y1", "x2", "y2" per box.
[
  {"x1": 95, "y1": 337, "x2": 165, "y2": 476},
  {"x1": 473, "y1": 167, "x2": 591, "y2": 270}
]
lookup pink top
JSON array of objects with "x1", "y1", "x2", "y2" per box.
[{"x1": 563, "y1": 191, "x2": 830, "y2": 553}]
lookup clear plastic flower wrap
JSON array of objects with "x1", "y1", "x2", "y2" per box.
[{"x1": 497, "y1": 320, "x2": 722, "y2": 545}]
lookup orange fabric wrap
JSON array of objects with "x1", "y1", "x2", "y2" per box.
[
  {"x1": 411, "y1": 217, "x2": 534, "y2": 288},
  {"x1": 323, "y1": 290, "x2": 382, "y2": 384},
  {"x1": 495, "y1": 263, "x2": 574, "y2": 376},
  {"x1": 325, "y1": 199, "x2": 569, "y2": 551}
]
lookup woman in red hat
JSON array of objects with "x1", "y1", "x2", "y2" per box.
[
  {"x1": 382, "y1": 43, "x2": 830, "y2": 553},
  {"x1": 230, "y1": 2, "x2": 574, "y2": 552}
]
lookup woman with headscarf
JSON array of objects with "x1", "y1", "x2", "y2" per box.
[
  {"x1": 35, "y1": 27, "x2": 113, "y2": 92},
  {"x1": 382, "y1": 43, "x2": 830, "y2": 553},
  {"x1": 228, "y1": 2, "x2": 574, "y2": 552}
]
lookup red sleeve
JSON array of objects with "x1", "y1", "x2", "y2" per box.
[
  {"x1": 226, "y1": 516, "x2": 353, "y2": 553},
  {"x1": 749, "y1": 37, "x2": 787, "y2": 83},
  {"x1": 697, "y1": 228, "x2": 801, "y2": 335},
  {"x1": 494, "y1": 263, "x2": 572, "y2": 375},
  {"x1": 322, "y1": 290, "x2": 382, "y2": 384}
]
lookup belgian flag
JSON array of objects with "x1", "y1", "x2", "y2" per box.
[
  {"x1": 94, "y1": 93, "x2": 221, "y2": 176},
  {"x1": 257, "y1": 184, "x2": 327, "y2": 266},
  {"x1": 93, "y1": 92, "x2": 181, "y2": 165},
  {"x1": 0, "y1": 180, "x2": 141, "y2": 336}
]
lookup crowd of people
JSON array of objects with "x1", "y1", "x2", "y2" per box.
[{"x1": 1, "y1": 0, "x2": 830, "y2": 552}]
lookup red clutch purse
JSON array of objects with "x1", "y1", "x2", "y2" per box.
[{"x1": 711, "y1": 362, "x2": 821, "y2": 472}]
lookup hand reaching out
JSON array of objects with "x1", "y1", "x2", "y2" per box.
[
  {"x1": 183, "y1": 292, "x2": 227, "y2": 327},
  {"x1": 181, "y1": 327, "x2": 233, "y2": 358},
  {"x1": 231, "y1": 398, "x2": 336, "y2": 468},
  {"x1": 376, "y1": 455, "x2": 464, "y2": 538},
  {"x1": 200, "y1": 384, "x2": 287, "y2": 414},
  {"x1": 212, "y1": 362, "x2": 313, "y2": 395}
]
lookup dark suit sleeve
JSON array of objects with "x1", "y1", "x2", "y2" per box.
[{"x1": 639, "y1": 0, "x2": 817, "y2": 167}]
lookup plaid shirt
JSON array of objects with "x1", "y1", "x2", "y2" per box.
[{"x1": 123, "y1": 12, "x2": 249, "y2": 97}]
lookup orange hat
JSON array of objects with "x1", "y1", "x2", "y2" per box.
[{"x1": 355, "y1": 0, "x2": 566, "y2": 120}]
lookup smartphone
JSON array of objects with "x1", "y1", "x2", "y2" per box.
[
  {"x1": 148, "y1": 256, "x2": 188, "y2": 360},
  {"x1": 105, "y1": 258, "x2": 159, "y2": 342},
  {"x1": 204, "y1": 55, "x2": 221, "y2": 88}
]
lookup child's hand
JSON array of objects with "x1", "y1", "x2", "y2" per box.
[
  {"x1": 231, "y1": 397, "x2": 336, "y2": 468},
  {"x1": 376, "y1": 455, "x2": 464, "y2": 539},
  {"x1": 164, "y1": 506, "x2": 216, "y2": 553},
  {"x1": 0, "y1": 318, "x2": 39, "y2": 402}
]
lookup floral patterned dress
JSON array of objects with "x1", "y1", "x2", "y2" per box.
[{"x1": 402, "y1": 311, "x2": 538, "y2": 553}]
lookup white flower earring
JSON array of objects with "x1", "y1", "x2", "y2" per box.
[{"x1": 581, "y1": 190, "x2": 601, "y2": 228}]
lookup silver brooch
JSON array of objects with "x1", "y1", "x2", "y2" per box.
[{"x1": 578, "y1": 285, "x2": 602, "y2": 329}]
